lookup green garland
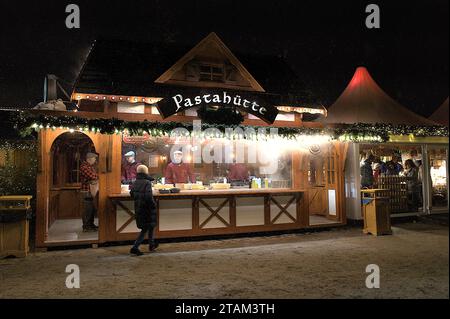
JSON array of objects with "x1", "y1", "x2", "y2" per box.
[
  {"x1": 10, "y1": 111, "x2": 449, "y2": 143},
  {"x1": 0, "y1": 139, "x2": 36, "y2": 151},
  {"x1": 0, "y1": 140, "x2": 37, "y2": 196}
]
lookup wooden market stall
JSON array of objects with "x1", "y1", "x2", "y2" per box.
[
  {"x1": 323, "y1": 67, "x2": 449, "y2": 220},
  {"x1": 28, "y1": 33, "x2": 348, "y2": 248}
]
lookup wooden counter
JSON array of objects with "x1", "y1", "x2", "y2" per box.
[
  {"x1": 108, "y1": 188, "x2": 310, "y2": 240},
  {"x1": 109, "y1": 188, "x2": 305, "y2": 199}
]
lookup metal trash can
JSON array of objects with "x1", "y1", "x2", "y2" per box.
[
  {"x1": 361, "y1": 189, "x2": 392, "y2": 236},
  {"x1": 0, "y1": 196, "x2": 33, "y2": 258}
]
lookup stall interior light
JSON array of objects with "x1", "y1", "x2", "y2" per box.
[
  {"x1": 73, "y1": 93, "x2": 163, "y2": 104},
  {"x1": 338, "y1": 134, "x2": 383, "y2": 142},
  {"x1": 29, "y1": 123, "x2": 333, "y2": 145},
  {"x1": 276, "y1": 106, "x2": 326, "y2": 115}
]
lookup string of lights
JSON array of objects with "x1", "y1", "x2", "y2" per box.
[{"x1": 12, "y1": 111, "x2": 449, "y2": 143}]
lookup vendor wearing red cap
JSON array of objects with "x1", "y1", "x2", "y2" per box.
[
  {"x1": 121, "y1": 151, "x2": 141, "y2": 184},
  {"x1": 164, "y1": 150, "x2": 195, "y2": 184}
]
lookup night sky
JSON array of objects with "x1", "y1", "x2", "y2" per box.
[{"x1": 0, "y1": 0, "x2": 448, "y2": 116}]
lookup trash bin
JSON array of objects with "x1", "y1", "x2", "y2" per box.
[
  {"x1": 361, "y1": 189, "x2": 392, "y2": 236},
  {"x1": 0, "y1": 196, "x2": 33, "y2": 258}
]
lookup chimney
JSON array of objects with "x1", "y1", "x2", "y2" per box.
[{"x1": 44, "y1": 74, "x2": 58, "y2": 102}]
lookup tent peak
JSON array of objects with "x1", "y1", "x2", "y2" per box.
[
  {"x1": 324, "y1": 66, "x2": 437, "y2": 126},
  {"x1": 429, "y1": 97, "x2": 449, "y2": 126}
]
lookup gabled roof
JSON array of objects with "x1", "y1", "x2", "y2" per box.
[
  {"x1": 155, "y1": 32, "x2": 265, "y2": 92},
  {"x1": 429, "y1": 97, "x2": 449, "y2": 126},
  {"x1": 72, "y1": 34, "x2": 318, "y2": 106},
  {"x1": 324, "y1": 67, "x2": 437, "y2": 125}
]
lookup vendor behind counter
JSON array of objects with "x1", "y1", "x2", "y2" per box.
[{"x1": 164, "y1": 150, "x2": 195, "y2": 184}]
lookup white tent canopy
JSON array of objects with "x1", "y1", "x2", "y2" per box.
[
  {"x1": 429, "y1": 97, "x2": 449, "y2": 126},
  {"x1": 324, "y1": 67, "x2": 437, "y2": 125}
]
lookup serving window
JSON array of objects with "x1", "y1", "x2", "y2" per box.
[
  {"x1": 359, "y1": 144, "x2": 425, "y2": 214},
  {"x1": 120, "y1": 134, "x2": 293, "y2": 188}
]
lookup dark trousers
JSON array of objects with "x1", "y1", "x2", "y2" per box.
[
  {"x1": 82, "y1": 191, "x2": 97, "y2": 228},
  {"x1": 132, "y1": 225, "x2": 155, "y2": 249}
]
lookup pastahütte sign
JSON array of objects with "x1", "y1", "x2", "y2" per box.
[{"x1": 156, "y1": 90, "x2": 279, "y2": 124}]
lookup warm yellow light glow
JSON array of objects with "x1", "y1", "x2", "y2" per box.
[
  {"x1": 72, "y1": 93, "x2": 163, "y2": 104},
  {"x1": 276, "y1": 106, "x2": 326, "y2": 115}
]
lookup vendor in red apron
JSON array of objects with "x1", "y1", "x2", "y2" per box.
[
  {"x1": 227, "y1": 163, "x2": 249, "y2": 181},
  {"x1": 164, "y1": 150, "x2": 195, "y2": 184},
  {"x1": 121, "y1": 151, "x2": 141, "y2": 184}
]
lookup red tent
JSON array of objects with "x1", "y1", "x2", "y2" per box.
[
  {"x1": 429, "y1": 97, "x2": 449, "y2": 126},
  {"x1": 324, "y1": 67, "x2": 437, "y2": 125}
]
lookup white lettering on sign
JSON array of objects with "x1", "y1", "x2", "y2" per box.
[
  {"x1": 171, "y1": 92, "x2": 268, "y2": 114},
  {"x1": 173, "y1": 94, "x2": 184, "y2": 112}
]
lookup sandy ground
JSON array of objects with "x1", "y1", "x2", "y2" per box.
[{"x1": 0, "y1": 220, "x2": 448, "y2": 299}]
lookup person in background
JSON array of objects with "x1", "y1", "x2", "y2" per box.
[
  {"x1": 373, "y1": 156, "x2": 386, "y2": 176},
  {"x1": 227, "y1": 162, "x2": 250, "y2": 182},
  {"x1": 396, "y1": 156, "x2": 404, "y2": 173},
  {"x1": 373, "y1": 162, "x2": 382, "y2": 187},
  {"x1": 404, "y1": 159, "x2": 419, "y2": 211},
  {"x1": 360, "y1": 154, "x2": 375, "y2": 188},
  {"x1": 416, "y1": 160, "x2": 423, "y2": 184},
  {"x1": 416, "y1": 160, "x2": 424, "y2": 206},
  {"x1": 80, "y1": 152, "x2": 99, "y2": 232},
  {"x1": 384, "y1": 155, "x2": 403, "y2": 175},
  {"x1": 409, "y1": 150, "x2": 421, "y2": 167},
  {"x1": 359, "y1": 152, "x2": 367, "y2": 167},
  {"x1": 164, "y1": 150, "x2": 195, "y2": 184},
  {"x1": 129, "y1": 165, "x2": 158, "y2": 256},
  {"x1": 121, "y1": 151, "x2": 141, "y2": 184}
]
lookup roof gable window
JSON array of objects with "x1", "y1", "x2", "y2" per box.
[{"x1": 199, "y1": 63, "x2": 224, "y2": 82}]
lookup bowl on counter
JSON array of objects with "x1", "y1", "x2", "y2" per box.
[
  {"x1": 158, "y1": 189, "x2": 171, "y2": 194},
  {"x1": 170, "y1": 187, "x2": 181, "y2": 193}
]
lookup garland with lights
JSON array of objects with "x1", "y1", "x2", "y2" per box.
[
  {"x1": 11, "y1": 111, "x2": 449, "y2": 143},
  {"x1": 0, "y1": 138, "x2": 37, "y2": 196},
  {"x1": 0, "y1": 140, "x2": 36, "y2": 151}
]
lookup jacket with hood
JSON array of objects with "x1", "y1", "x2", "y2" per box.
[{"x1": 130, "y1": 173, "x2": 157, "y2": 229}]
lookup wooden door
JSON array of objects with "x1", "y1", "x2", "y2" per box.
[{"x1": 309, "y1": 187, "x2": 328, "y2": 216}]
